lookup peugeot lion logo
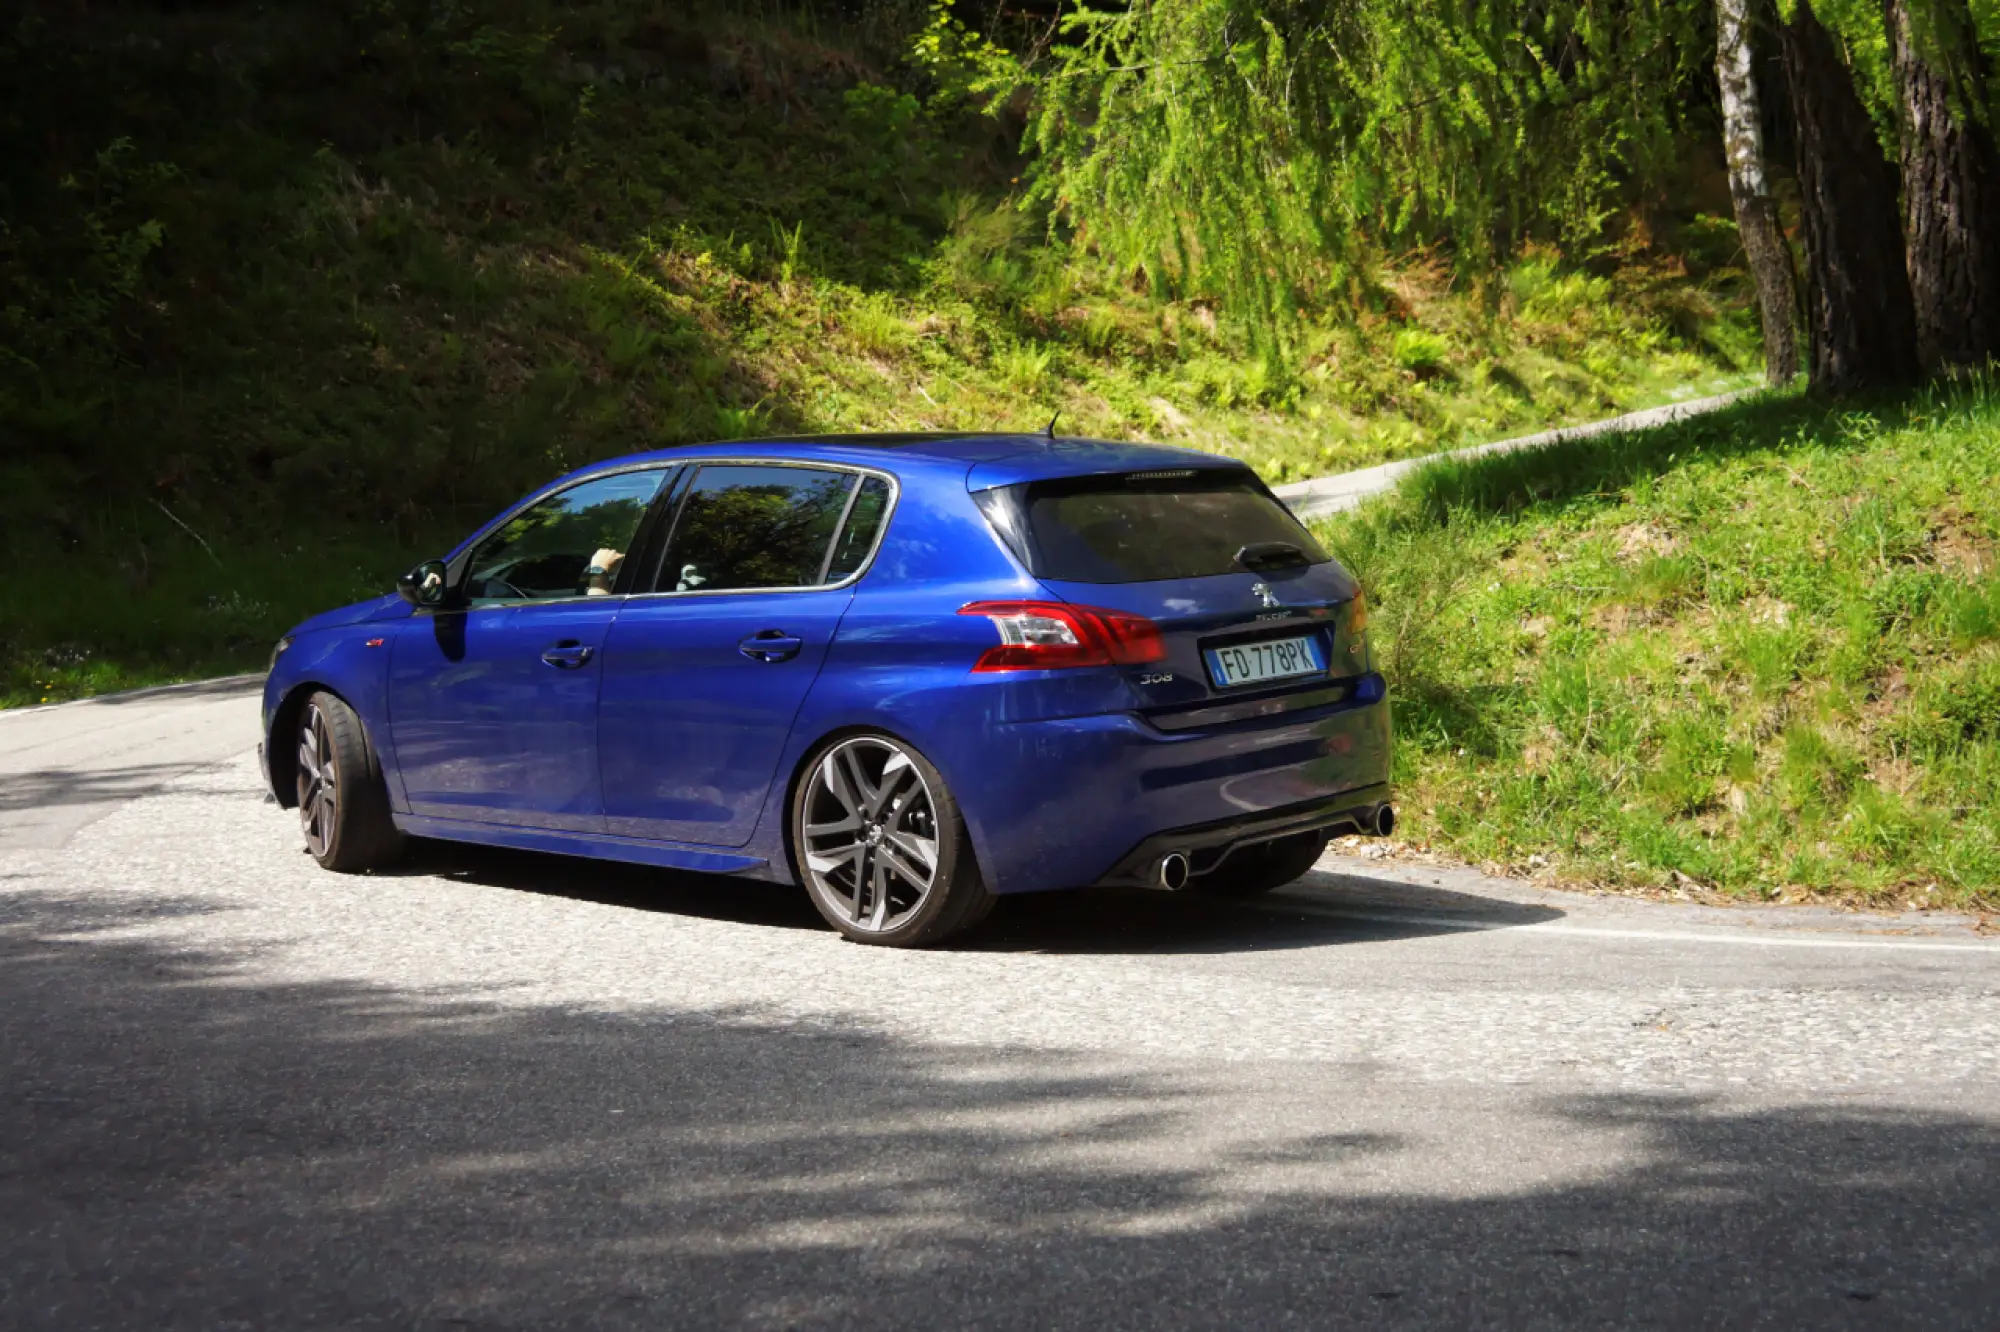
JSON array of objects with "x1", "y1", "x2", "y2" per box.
[{"x1": 1250, "y1": 582, "x2": 1281, "y2": 609}]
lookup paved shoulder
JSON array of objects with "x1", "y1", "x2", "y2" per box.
[{"x1": 0, "y1": 675, "x2": 264, "y2": 851}]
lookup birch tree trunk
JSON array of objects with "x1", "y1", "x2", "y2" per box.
[
  {"x1": 1716, "y1": 0, "x2": 1800, "y2": 385},
  {"x1": 1780, "y1": 0, "x2": 1922, "y2": 393},
  {"x1": 1886, "y1": 0, "x2": 2000, "y2": 372}
]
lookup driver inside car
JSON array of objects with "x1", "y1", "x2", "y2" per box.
[{"x1": 584, "y1": 547, "x2": 624, "y2": 596}]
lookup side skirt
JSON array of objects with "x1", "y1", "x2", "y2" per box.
[{"x1": 394, "y1": 813, "x2": 772, "y2": 877}]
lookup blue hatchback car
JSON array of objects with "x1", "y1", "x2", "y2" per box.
[{"x1": 262, "y1": 433, "x2": 1393, "y2": 946}]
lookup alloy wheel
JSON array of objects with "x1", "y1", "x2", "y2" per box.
[
  {"x1": 800, "y1": 737, "x2": 941, "y2": 934},
  {"x1": 297, "y1": 702, "x2": 338, "y2": 858}
]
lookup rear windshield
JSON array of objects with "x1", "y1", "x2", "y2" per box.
[{"x1": 984, "y1": 469, "x2": 1331, "y2": 584}]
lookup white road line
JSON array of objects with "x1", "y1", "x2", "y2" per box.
[{"x1": 1264, "y1": 902, "x2": 2000, "y2": 953}]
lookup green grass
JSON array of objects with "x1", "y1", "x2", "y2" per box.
[
  {"x1": 1320, "y1": 377, "x2": 2000, "y2": 908},
  {"x1": 1, "y1": 1, "x2": 1756, "y2": 705}
]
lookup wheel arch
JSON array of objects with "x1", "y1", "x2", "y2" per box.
[
  {"x1": 266, "y1": 680, "x2": 367, "y2": 809},
  {"x1": 775, "y1": 722, "x2": 993, "y2": 893}
]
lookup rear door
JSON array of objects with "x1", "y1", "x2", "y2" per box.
[
  {"x1": 973, "y1": 468, "x2": 1366, "y2": 721},
  {"x1": 597, "y1": 462, "x2": 894, "y2": 846}
]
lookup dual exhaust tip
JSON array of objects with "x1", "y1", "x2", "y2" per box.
[{"x1": 1152, "y1": 805, "x2": 1396, "y2": 890}]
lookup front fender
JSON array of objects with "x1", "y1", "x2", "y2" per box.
[{"x1": 261, "y1": 626, "x2": 399, "y2": 809}]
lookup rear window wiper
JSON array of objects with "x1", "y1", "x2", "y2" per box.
[{"x1": 1235, "y1": 541, "x2": 1311, "y2": 573}]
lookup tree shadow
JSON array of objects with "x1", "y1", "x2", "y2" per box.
[
  {"x1": 1, "y1": 889, "x2": 1994, "y2": 1327},
  {"x1": 0, "y1": 763, "x2": 227, "y2": 813}
]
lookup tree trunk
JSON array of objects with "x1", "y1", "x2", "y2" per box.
[
  {"x1": 1886, "y1": 0, "x2": 2000, "y2": 372},
  {"x1": 1716, "y1": 0, "x2": 1799, "y2": 385},
  {"x1": 1779, "y1": 0, "x2": 1922, "y2": 393}
]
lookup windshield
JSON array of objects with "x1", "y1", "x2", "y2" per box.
[{"x1": 981, "y1": 469, "x2": 1330, "y2": 584}]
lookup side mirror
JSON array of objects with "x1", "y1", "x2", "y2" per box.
[{"x1": 397, "y1": 559, "x2": 452, "y2": 608}]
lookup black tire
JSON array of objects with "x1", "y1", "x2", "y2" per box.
[
  {"x1": 791, "y1": 732, "x2": 996, "y2": 947},
  {"x1": 1197, "y1": 831, "x2": 1328, "y2": 897},
  {"x1": 295, "y1": 690, "x2": 404, "y2": 872}
]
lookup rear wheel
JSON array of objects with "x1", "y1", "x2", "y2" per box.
[
  {"x1": 792, "y1": 734, "x2": 995, "y2": 947},
  {"x1": 1198, "y1": 832, "x2": 1328, "y2": 897},
  {"x1": 296, "y1": 690, "x2": 403, "y2": 872}
]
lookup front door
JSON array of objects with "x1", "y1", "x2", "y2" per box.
[
  {"x1": 598, "y1": 462, "x2": 892, "y2": 846},
  {"x1": 388, "y1": 467, "x2": 670, "y2": 831}
]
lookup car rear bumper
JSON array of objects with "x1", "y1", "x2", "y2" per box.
[
  {"x1": 942, "y1": 689, "x2": 1393, "y2": 894},
  {"x1": 1094, "y1": 783, "x2": 1392, "y2": 889}
]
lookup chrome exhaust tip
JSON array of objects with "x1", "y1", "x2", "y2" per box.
[
  {"x1": 1155, "y1": 851, "x2": 1191, "y2": 891},
  {"x1": 1371, "y1": 805, "x2": 1397, "y2": 837}
]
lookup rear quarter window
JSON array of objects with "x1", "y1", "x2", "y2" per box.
[{"x1": 992, "y1": 470, "x2": 1330, "y2": 583}]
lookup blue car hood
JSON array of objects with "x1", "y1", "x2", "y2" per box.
[{"x1": 286, "y1": 592, "x2": 412, "y2": 638}]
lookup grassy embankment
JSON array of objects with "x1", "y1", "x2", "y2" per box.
[
  {"x1": 1321, "y1": 380, "x2": 2000, "y2": 907},
  {"x1": 1, "y1": 1, "x2": 1756, "y2": 706}
]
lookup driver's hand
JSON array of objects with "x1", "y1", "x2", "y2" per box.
[{"x1": 586, "y1": 548, "x2": 625, "y2": 596}]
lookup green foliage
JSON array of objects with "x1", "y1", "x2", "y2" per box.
[
  {"x1": 1392, "y1": 328, "x2": 1452, "y2": 375},
  {"x1": 907, "y1": 0, "x2": 1019, "y2": 111},
  {"x1": 1025, "y1": 0, "x2": 1707, "y2": 344},
  {"x1": 1323, "y1": 377, "x2": 2000, "y2": 905},
  {"x1": 0, "y1": 0, "x2": 1754, "y2": 703}
]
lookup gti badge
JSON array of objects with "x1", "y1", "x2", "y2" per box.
[{"x1": 1250, "y1": 582, "x2": 1282, "y2": 609}]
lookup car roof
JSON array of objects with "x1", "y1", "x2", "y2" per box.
[{"x1": 576, "y1": 432, "x2": 1251, "y2": 489}]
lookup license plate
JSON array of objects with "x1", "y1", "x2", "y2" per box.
[{"x1": 1203, "y1": 634, "x2": 1326, "y2": 689}]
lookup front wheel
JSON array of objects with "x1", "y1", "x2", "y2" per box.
[
  {"x1": 295, "y1": 690, "x2": 403, "y2": 872},
  {"x1": 1197, "y1": 832, "x2": 1328, "y2": 897},
  {"x1": 792, "y1": 734, "x2": 995, "y2": 947}
]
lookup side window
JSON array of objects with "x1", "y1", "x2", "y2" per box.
[
  {"x1": 464, "y1": 469, "x2": 667, "y2": 605},
  {"x1": 824, "y1": 475, "x2": 892, "y2": 582},
  {"x1": 659, "y1": 465, "x2": 856, "y2": 593}
]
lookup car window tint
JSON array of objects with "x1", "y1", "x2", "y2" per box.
[
  {"x1": 661, "y1": 465, "x2": 855, "y2": 593},
  {"x1": 1015, "y1": 471, "x2": 1330, "y2": 584},
  {"x1": 464, "y1": 469, "x2": 667, "y2": 604},
  {"x1": 823, "y1": 475, "x2": 892, "y2": 581}
]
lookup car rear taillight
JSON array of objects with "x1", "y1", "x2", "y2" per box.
[
  {"x1": 959, "y1": 601, "x2": 1167, "y2": 672},
  {"x1": 1349, "y1": 589, "x2": 1368, "y2": 633}
]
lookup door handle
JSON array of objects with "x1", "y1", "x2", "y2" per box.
[
  {"x1": 738, "y1": 630, "x2": 803, "y2": 663},
  {"x1": 540, "y1": 640, "x2": 596, "y2": 669}
]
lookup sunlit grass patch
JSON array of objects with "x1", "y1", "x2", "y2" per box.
[{"x1": 1321, "y1": 378, "x2": 2000, "y2": 907}]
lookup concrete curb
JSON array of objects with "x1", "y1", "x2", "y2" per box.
[
  {"x1": 0, "y1": 673, "x2": 265, "y2": 721},
  {"x1": 1273, "y1": 387, "x2": 1763, "y2": 521}
]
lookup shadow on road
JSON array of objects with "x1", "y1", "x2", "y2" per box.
[
  {"x1": 0, "y1": 889, "x2": 1992, "y2": 1328},
  {"x1": 969, "y1": 876, "x2": 1563, "y2": 955},
  {"x1": 389, "y1": 837, "x2": 831, "y2": 935},
  {"x1": 0, "y1": 763, "x2": 218, "y2": 812},
  {"x1": 382, "y1": 839, "x2": 1564, "y2": 955}
]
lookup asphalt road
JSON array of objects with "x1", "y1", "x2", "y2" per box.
[{"x1": 4, "y1": 680, "x2": 1999, "y2": 1328}]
